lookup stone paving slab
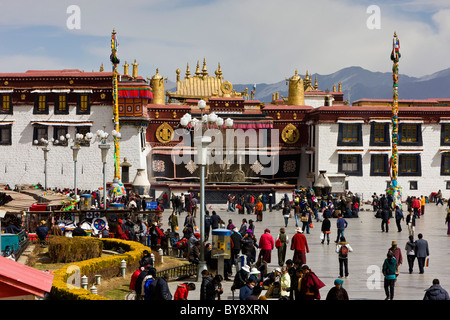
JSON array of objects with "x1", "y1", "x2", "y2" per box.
[{"x1": 163, "y1": 202, "x2": 450, "y2": 300}]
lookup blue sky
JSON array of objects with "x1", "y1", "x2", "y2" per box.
[{"x1": 0, "y1": 0, "x2": 449, "y2": 83}]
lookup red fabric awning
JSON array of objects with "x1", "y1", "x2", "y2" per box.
[{"x1": 119, "y1": 87, "x2": 153, "y2": 99}]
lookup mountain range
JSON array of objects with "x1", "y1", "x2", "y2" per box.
[{"x1": 165, "y1": 66, "x2": 450, "y2": 104}]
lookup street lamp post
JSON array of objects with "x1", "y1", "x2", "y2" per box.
[
  {"x1": 98, "y1": 144, "x2": 110, "y2": 209},
  {"x1": 96, "y1": 129, "x2": 120, "y2": 209},
  {"x1": 180, "y1": 99, "x2": 233, "y2": 279}
]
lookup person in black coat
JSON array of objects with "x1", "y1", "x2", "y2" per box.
[
  {"x1": 210, "y1": 211, "x2": 221, "y2": 230},
  {"x1": 149, "y1": 274, "x2": 172, "y2": 300},
  {"x1": 72, "y1": 222, "x2": 87, "y2": 237},
  {"x1": 139, "y1": 250, "x2": 154, "y2": 268},
  {"x1": 36, "y1": 221, "x2": 49, "y2": 241},
  {"x1": 230, "y1": 228, "x2": 242, "y2": 267},
  {"x1": 381, "y1": 208, "x2": 390, "y2": 232}
]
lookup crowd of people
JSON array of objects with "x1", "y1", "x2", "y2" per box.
[{"x1": 3, "y1": 183, "x2": 450, "y2": 300}]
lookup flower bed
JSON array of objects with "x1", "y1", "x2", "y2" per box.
[{"x1": 50, "y1": 237, "x2": 149, "y2": 300}]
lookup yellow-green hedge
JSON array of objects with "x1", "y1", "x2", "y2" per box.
[{"x1": 50, "y1": 238, "x2": 150, "y2": 300}]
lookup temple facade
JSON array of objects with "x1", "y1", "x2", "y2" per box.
[
  {"x1": 2, "y1": 59, "x2": 449, "y2": 201},
  {"x1": 0, "y1": 64, "x2": 152, "y2": 192}
]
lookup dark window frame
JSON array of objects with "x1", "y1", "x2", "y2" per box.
[
  {"x1": 370, "y1": 153, "x2": 389, "y2": 176},
  {"x1": 441, "y1": 124, "x2": 450, "y2": 146},
  {"x1": 398, "y1": 153, "x2": 421, "y2": 176},
  {"x1": 338, "y1": 154, "x2": 363, "y2": 176},
  {"x1": 32, "y1": 126, "x2": 48, "y2": 145},
  {"x1": 398, "y1": 123, "x2": 422, "y2": 146},
  {"x1": 0, "y1": 124, "x2": 12, "y2": 145},
  {"x1": 33, "y1": 94, "x2": 49, "y2": 114},
  {"x1": 441, "y1": 153, "x2": 450, "y2": 176},
  {"x1": 337, "y1": 123, "x2": 363, "y2": 147},
  {"x1": 53, "y1": 126, "x2": 69, "y2": 146},
  {"x1": 370, "y1": 122, "x2": 390, "y2": 146},
  {"x1": 0, "y1": 94, "x2": 13, "y2": 114},
  {"x1": 76, "y1": 126, "x2": 91, "y2": 147},
  {"x1": 54, "y1": 93, "x2": 69, "y2": 115},
  {"x1": 76, "y1": 94, "x2": 90, "y2": 115}
]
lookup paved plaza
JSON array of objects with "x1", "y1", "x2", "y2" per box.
[{"x1": 162, "y1": 201, "x2": 450, "y2": 300}]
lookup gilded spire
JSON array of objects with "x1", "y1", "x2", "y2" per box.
[
  {"x1": 132, "y1": 59, "x2": 139, "y2": 78},
  {"x1": 185, "y1": 62, "x2": 191, "y2": 79},
  {"x1": 332, "y1": 84, "x2": 336, "y2": 92},
  {"x1": 100, "y1": 63, "x2": 104, "y2": 72},
  {"x1": 314, "y1": 75, "x2": 318, "y2": 90},
  {"x1": 123, "y1": 60, "x2": 129, "y2": 75},
  {"x1": 215, "y1": 62, "x2": 223, "y2": 79},
  {"x1": 195, "y1": 60, "x2": 201, "y2": 76},
  {"x1": 202, "y1": 57, "x2": 208, "y2": 77},
  {"x1": 338, "y1": 81, "x2": 342, "y2": 92}
]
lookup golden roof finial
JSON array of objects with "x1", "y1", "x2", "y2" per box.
[
  {"x1": 100, "y1": 63, "x2": 104, "y2": 72},
  {"x1": 123, "y1": 60, "x2": 129, "y2": 75},
  {"x1": 338, "y1": 81, "x2": 342, "y2": 92},
  {"x1": 132, "y1": 59, "x2": 139, "y2": 78},
  {"x1": 314, "y1": 75, "x2": 318, "y2": 90},
  {"x1": 185, "y1": 62, "x2": 191, "y2": 79},
  {"x1": 332, "y1": 84, "x2": 336, "y2": 92},
  {"x1": 215, "y1": 62, "x2": 223, "y2": 79},
  {"x1": 195, "y1": 60, "x2": 201, "y2": 76},
  {"x1": 176, "y1": 68, "x2": 181, "y2": 81},
  {"x1": 202, "y1": 58, "x2": 208, "y2": 77},
  {"x1": 151, "y1": 68, "x2": 163, "y2": 80}
]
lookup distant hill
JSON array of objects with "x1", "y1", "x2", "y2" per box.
[{"x1": 164, "y1": 66, "x2": 450, "y2": 104}]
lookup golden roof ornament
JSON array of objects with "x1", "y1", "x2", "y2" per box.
[
  {"x1": 132, "y1": 59, "x2": 139, "y2": 78},
  {"x1": 314, "y1": 75, "x2": 318, "y2": 90},
  {"x1": 202, "y1": 58, "x2": 208, "y2": 78},
  {"x1": 152, "y1": 68, "x2": 163, "y2": 80},
  {"x1": 185, "y1": 63, "x2": 191, "y2": 79},
  {"x1": 215, "y1": 62, "x2": 223, "y2": 79},
  {"x1": 176, "y1": 68, "x2": 181, "y2": 81},
  {"x1": 338, "y1": 81, "x2": 342, "y2": 92},
  {"x1": 100, "y1": 63, "x2": 104, "y2": 72},
  {"x1": 195, "y1": 60, "x2": 201, "y2": 76},
  {"x1": 333, "y1": 84, "x2": 336, "y2": 92},
  {"x1": 123, "y1": 61, "x2": 129, "y2": 75}
]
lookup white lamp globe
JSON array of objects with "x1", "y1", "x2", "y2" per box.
[
  {"x1": 225, "y1": 118, "x2": 234, "y2": 127},
  {"x1": 208, "y1": 112, "x2": 218, "y2": 123},
  {"x1": 180, "y1": 116, "x2": 189, "y2": 127},
  {"x1": 197, "y1": 99, "x2": 207, "y2": 110},
  {"x1": 216, "y1": 117, "x2": 224, "y2": 127}
]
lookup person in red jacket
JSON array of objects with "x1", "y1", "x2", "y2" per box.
[
  {"x1": 411, "y1": 196, "x2": 421, "y2": 218},
  {"x1": 290, "y1": 227, "x2": 309, "y2": 265},
  {"x1": 174, "y1": 282, "x2": 196, "y2": 300},
  {"x1": 129, "y1": 266, "x2": 144, "y2": 291},
  {"x1": 258, "y1": 228, "x2": 275, "y2": 264}
]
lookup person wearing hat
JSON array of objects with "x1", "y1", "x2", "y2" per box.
[
  {"x1": 258, "y1": 228, "x2": 275, "y2": 265},
  {"x1": 388, "y1": 240, "x2": 403, "y2": 277},
  {"x1": 232, "y1": 265, "x2": 250, "y2": 293},
  {"x1": 276, "y1": 228, "x2": 289, "y2": 267},
  {"x1": 325, "y1": 279, "x2": 349, "y2": 300},
  {"x1": 290, "y1": 227, "x2": 309, "y2": 265}
]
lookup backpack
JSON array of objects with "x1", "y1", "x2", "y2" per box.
[
  {"x1": 143, "y1": 277, "x2": 155, "y2": 300},
  {"x1": 339, "y1": 245, "x2": 348, "y2": 258}
]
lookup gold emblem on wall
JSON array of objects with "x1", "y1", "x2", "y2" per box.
[
  {"x1": 281, "y1": 123, "x2": 300, "y2": 144},
  {"x1": 155, "y1": 122, "x2": 174, "y2": 144}
]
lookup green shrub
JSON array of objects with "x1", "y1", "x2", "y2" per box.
[{"x1": 48, "y1": 236, "x2": 103, "y2": 263}]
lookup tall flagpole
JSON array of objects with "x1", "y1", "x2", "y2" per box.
[
  {"x1": 111, "y1": 29, "x2": 120, "y2": 180},
  {"x1": 388, "y1": 32, "x2": 402, "y2": 209}
]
